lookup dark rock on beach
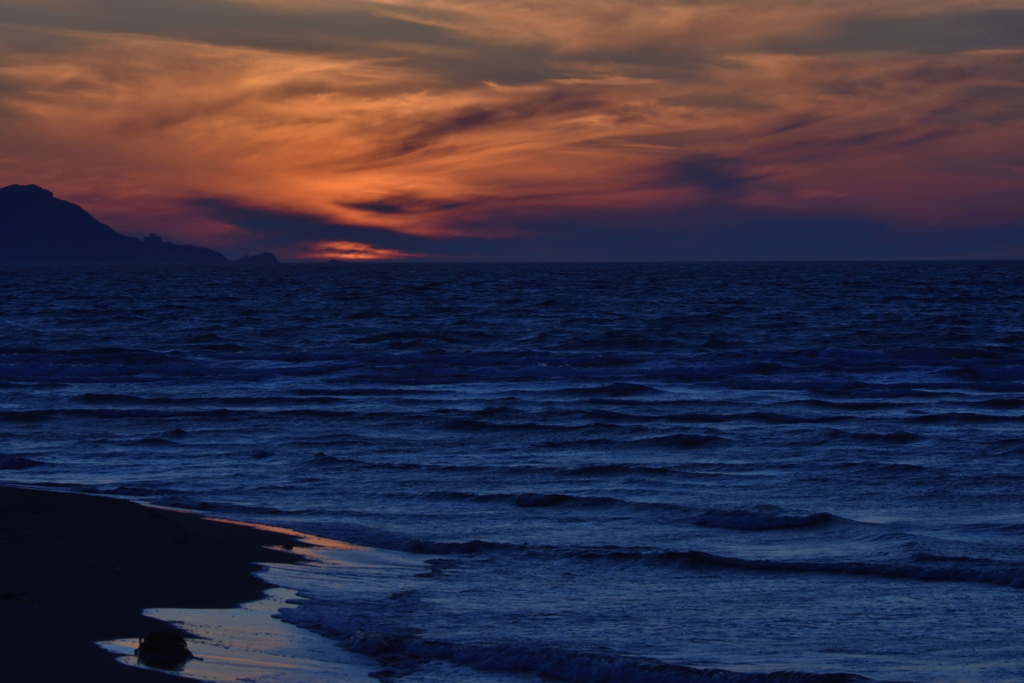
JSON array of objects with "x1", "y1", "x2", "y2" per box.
[{"x1": 135, "y1": 630, "x2": 196, "y2": 670}]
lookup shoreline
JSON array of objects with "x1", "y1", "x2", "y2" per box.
[{"x1": 0, "y1": 485, "x2": 306, "y2": 682}]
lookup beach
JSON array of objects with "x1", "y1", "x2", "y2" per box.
[{"x1": 0, "y1": 485, "x2": 301, "y2": 682}]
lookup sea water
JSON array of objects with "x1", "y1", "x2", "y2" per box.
[{"x1": 2, "y1": 262, "x2": 1024, "y2": 682}]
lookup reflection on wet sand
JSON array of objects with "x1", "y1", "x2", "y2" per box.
[{"x1": 100, "y1": 588, "x2": 375, "y2": 682}]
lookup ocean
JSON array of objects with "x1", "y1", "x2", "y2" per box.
[{"x1": 2, "y1": 262, "x2": 1023, "y2": 682}]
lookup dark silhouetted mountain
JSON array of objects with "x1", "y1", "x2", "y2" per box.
[
  {"x1": 235, "y1": 251, "x2": 279, "y2": 265},
  {"x1": 0, "y1": 184, "x2": 229, "y2": 265}
]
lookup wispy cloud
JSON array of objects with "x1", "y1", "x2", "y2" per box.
[{"x1": 0, "y1": 0, "x2": 1021, "y2": 258}]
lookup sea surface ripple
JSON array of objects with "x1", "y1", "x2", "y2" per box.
[{"x1": 2, "y1": 262, "x2": 1024, "y2": 682}]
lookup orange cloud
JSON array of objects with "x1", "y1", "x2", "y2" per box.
[{"x1": 0, "y1": 1, "x2": 1021, "y2": 258}]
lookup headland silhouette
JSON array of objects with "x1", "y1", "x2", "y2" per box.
[{"x1": 0, "y1": 184, "x2": 275, "y2": 265}]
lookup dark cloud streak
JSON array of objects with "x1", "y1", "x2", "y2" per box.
[
  {"x1": 398, "y1": 89, "x2": 605, "y2": 155},
  {"x1": 0, "y1": 0, "x2": 444, "y2": 46},
  {"x1": 342, "y1": 197, "x2": 471, "y2": 215},
  {"x1": 0, "y1": 0, "x2": 562, "y2": 87},
  {"x1": 656, "y1": 155, "x2": 761, "y2": 196},
  {"x1": 775, "y1": 9, "x2": 1024, "y2": 55},
  {"x1": 196, "y1": 196, "x2": 1024, "y2": 262},
  {"x1": 193, "y1": 197, "x2": 503, "y2": 258}
]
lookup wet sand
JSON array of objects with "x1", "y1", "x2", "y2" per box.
[{"x1": 0, "y1": 486, "x2": 301, "y2": 682}]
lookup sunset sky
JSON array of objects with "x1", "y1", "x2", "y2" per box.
[{"x1": 1, "y1": 1, "x2": 1022, "y2": 260}]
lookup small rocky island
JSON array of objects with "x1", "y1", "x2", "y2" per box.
[
  {"x1": 236, "y1": 251, "x2": 279, "y2": 265},
  {"x1": 0, "y1": 184, "x2": 276, "y2": 265}
]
